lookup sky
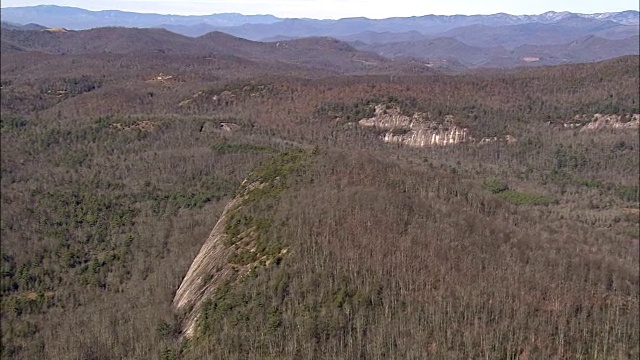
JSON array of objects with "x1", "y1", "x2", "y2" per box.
[{"x1": 1, "y1": 0, "x2": 638, "y2": 19}]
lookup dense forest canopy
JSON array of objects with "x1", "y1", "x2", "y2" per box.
[{"x1": 0, "y1": 33, "x2": 638, "y2": 360}]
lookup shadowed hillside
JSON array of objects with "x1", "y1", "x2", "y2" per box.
[
  {"x1": 3, "y1": 10, "x2": 638, "y2": 70},
  {"x1": 357, "y1": 34, "x2": 640, "y2": 68},
  {"x1": 0, "y1": 27, "x2": 402, "y2": 74}
]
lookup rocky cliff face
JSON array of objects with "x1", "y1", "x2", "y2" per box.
[
  {"x1": 173, "y1": 178, "x2": 278, "y2": 338},
  {"x1": 173, "y1": 150, "x2": 307, "y2": 338},
  {"x1": 381, "y1": 127, "x2": 469, "y2": 147},
  {"x1": 579, "y1": 114, "x2": 639, "y2": 131},
  {"x1": 563, "y1": 113, "x2": 640, "y2": 131},
  {"x1": 358, "y1": 105, "x2": 470, "y2": 147},
  {"x1": 172, "y1": 191, "x2": 245, "y2": 337}
]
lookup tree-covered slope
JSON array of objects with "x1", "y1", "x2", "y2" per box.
[
  {"x1": 173, "y1": 146, "x2": 638, "y2": 359},
  {"x1": 0, "y1": 54, "x2": 638, "y2": 359}
]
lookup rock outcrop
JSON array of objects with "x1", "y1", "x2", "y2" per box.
[
  {"x1": 579, "y1": 114, "x2": 639, "y2": 131},
  {"x1": 562, "y1": 113, "x2": 639, "y2": 131},
  {"x1": 358, "y1": 105, "x2": 470, "y2": 147},
  {"x1": 173, "y1": 149, "x2": 307, "y2": 338},
  {"x1": 478, "y1": 134, "x2": 518, "y2": 144},
  {"x1": 173, "y1": 179, "x2": 275, "y2": 337},
  {"x1": 172, "y1": 193, "x2": 243, "y2": 337}
]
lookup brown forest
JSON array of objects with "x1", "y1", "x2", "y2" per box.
[{"x1": 0, "y1": 31, "x2": 638, "y2": 360}]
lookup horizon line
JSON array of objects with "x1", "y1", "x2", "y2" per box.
[{"x1": 1, "y1": 4, "x2": 638, "y2": 21}]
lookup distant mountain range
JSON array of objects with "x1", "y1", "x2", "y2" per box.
[
  {"x1": 0, "y1": 27, "x2": 414, "y2": 75},
  {"x1": 0, "y1": 21, "x2": 47, "y2": 31},
  {"x1": 356, "y1": 35, "x2": 639, "y2": 68},
  {"x1": 2, "y1": 5, "x2": 638, "y2": 38},
  {"x1": 1, "y1": 5, "x2": 638, "y2": 70},
  {"x1": 0, "y1": 5, "x2": 281, "y2": 29}
]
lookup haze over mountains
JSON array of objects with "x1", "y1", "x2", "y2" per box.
[
  {"x1": 2, "y1": 5, "x2": 638, "y2": 35},
  {"x1": 1, "y1": 5, "x2": 638, "y2": 69}
]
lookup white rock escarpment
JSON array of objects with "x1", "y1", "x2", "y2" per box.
[
  {"x1": 173, "y1": 176, "x2": 286, "y2": 338},
  {"x1": 562, "y1": 114, "x2": 639, "y2": 131},
  {"x1": 381, "y1": 127, "x2": 469, "y2": 147},
  {"x1": 172, "y1": 195, "x2": 243, "y2": 338},
  {"x1": 358, "y1": 104, "x2": 470, "y2": 147},
  {"x1": 579, "y1": 113, "x2": 639, "y2": 131}
]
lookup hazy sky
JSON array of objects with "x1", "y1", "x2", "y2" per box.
[{"x1": 2, "y1": 0, "x2": 638, "y2": 19}]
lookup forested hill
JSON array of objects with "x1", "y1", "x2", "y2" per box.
[
  {"x1": 0, "y1": 27, "x2": 398, "y2": 74},
  {"x1": 0, "y1": 35, "x2": 638, "y2": 359},
  {"x1": 2, "y1": 6, "x2": 639, "y2": 69}
]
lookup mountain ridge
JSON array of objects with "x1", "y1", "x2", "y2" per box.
[
  {"x1": 1, "y1": 5, "x2": 637, "y2": 35},
  {"x1": 1, "y1": 6, "x2": 638, "y2": 70},
  {"x1": 2, "y1": 24, "x2": 637, "y2": 70},
  {"x1": 0, "y1": 26, "x2": 404, "y2": 74}
]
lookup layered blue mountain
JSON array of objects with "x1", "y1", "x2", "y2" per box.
[{"x1": 1, "y1": 5, "x2": 638, "y2": 69}]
